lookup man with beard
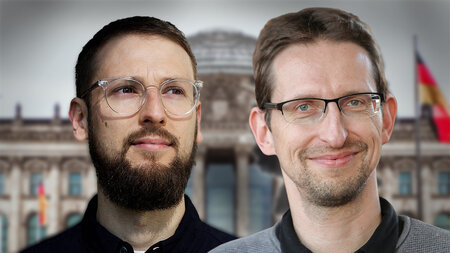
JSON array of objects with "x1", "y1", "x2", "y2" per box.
[
  {"x1": 21, "y1": 16, "x2": 236, "y2": 253},
  {"x1": 211, "y1": 7, "x2": 450, "y2": 253}
]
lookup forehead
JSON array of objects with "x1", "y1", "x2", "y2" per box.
[
  {"x1": 94, "y1": 34, "x2": 194, "y2": 82},
  {"x1": 271, "y1": 40, "x2": 376, "y2": 101}
]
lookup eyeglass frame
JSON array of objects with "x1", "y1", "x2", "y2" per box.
[
  {"x1": 79, "y1": 77, "x2": 203, "y2": 117},
  {"x1": 262, "y1": 92, "x2": 385, "y2": 124}
]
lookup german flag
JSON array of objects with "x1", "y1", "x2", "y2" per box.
[
  {"x1": 38, "y1": 183, "x2": 47, "y2": 225},
  {"x1": 417, "y1": 52, "x2": 450, "y2": 143}
]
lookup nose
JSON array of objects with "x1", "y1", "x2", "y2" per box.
[
  {"x1": 138, "y1": 87, "x2": 166, "y2": 126},
  {"x1": 317, "y1": 102, "x2": 347, "y2": 148}
]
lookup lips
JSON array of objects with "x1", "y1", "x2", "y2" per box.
[
  {"x1": 132, "y1": 137, "x2": 173, "y2": 151},
  {"x1": 309, "y1": 151, "x2": 358, "y2": 167}
]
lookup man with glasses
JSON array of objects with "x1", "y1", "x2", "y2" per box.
[
  {"x1": 21, "y1": 16, "x2": 235, "y2": 253},
  {"x1": 212, "y1": 7, "x2": 450, "y2": 253}
]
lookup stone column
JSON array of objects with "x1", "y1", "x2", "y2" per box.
[
  {"x1": 421, "y1": 160, "x2": 432, "y2": 224},
  {"x1": 47, "y1": 157, "x2": 61, "y2": 234},
  {"x1": 235, "y1": 145, "x2": 250, "y2": 236},
  {"x1": 380, "y1": 159, "x2": 395, "y2": 202},
  {"x1": 9, "y1": 157, "x2": 21, "y2": 253},
  {"x1": 192, "y1": 146, "x2": 206, "y2": 220}
]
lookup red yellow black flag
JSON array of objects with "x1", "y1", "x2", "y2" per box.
[
  {"x1": 38, "y1": 183, "x2": 47, "y2": 225},
  {"x1": 416, "y1": 52, "x2": 450, "y2": 143}
]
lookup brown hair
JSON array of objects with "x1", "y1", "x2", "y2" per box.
[
  {"x1": 75, "y1": 16, "x2": 197, "y2": 105},
  {"x1": 253, "y1": 8, "x2": 387, "y2": 117}
]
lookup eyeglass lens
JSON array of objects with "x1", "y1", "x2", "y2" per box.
[
  {"x1": 282, "y1": 93, "x2": 381, "y2": 124},
  {"x1": 104, "y1": 79, "x2": 197, "y2": 116}
]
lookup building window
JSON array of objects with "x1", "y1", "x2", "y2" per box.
[
  {"x1": 30, "y1": 173, "x2": 43, "y2": 196},
  {"x1": 0, "y1": 215, "x2": 7, "y2": 253},
  {"x1": 206, "y1": 163, "x2": 235, "y2": 234},
  {"x1": 69, "y1": 172, "x2": 82, "y2": 196},
  {"x1": 398, "y1": 171, "x2": 412, "y2": 195},
  {"x1": 66, "y1": 214, "x2": 83, "y2": 228},
  {"x1": 0, "y1": 173, "x2": 4, "y2": 195},
  {"x1": 438, "y1": 172, "x2": 450, "y2": 195},
  {"x1": 27, "y1": 213, "x2": 46, "y2": 246},
  {"x1": 434, "y1": 213, "x2": 450, "y2": 231},
  {"x1": 249, "y1": 164, "x2": 273, "y2": 234}
]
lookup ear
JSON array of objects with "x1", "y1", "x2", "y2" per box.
[
  {"x1": 69, "y1": 97, "x2": 89, "y2": 141},
  {"x1": 249, "y1": 107, "x2": 275, "y2": 155},
  {"x1": 381, "y1": 93, "x2": 397, "y2": 144},
  {"x1": 195, "y1": 102, "x2": 203, "y2": 143}
]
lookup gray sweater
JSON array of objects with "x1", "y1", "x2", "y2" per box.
[{"x1": 210, "y1": 215, "x2": 450, "y2": 252}]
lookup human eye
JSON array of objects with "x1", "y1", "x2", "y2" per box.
[
  {"x1": 296, "y1": 103, "x2": 313, "y2": 112},
  {"x1": 108, "y1": 80, "x2": 141, "y2": 97},
  {"x1": 161, "y1": 80, "x2": 193, "y2": 98},
  {"x1": 342, "y1": 95, "x2": 370, "y2": 111},
  {"x1": 293, "y1": 100, "x2": 319, "y2": 113},
  {"x1": 115, "y1": 86, "x2": 137, "y2": 94},
  {"x1": 348, "y1": 99, "x2": 363, "y2": 106},
  {"x1": 284, "y1": 100, "x2": 319, "y2": 118},
  {"x1": 163, "y1": 86, "x2": 185, "y2": 95}
]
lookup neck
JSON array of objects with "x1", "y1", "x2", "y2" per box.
[
  {"x1": 284, "y1": 171, "x2": 381, "y2": 253},
  {"x1": 96, "y1": 190, "x2": 185, "y2": 251}
]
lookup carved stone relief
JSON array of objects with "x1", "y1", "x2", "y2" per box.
[
  {"x1": 393, "y1": 158, "x2": 417, "y2": 171},
  {"x1": 199, "y1": 74, "x2": 254, "y2": 129},
  {"x1": 433, "y1": 158, "x2": 450, "y2": 171},
  {"x1": 62, "y1": 159, "x2": 89, "y2": 173},
  {"x1": 23, "y1": 158, "x2": 49, "y2": 172}
]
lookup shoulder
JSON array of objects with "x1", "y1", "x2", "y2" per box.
[
  {"x1": 183, "y1": 195, "x2": 236, "y2": 248},
  {"x1": 396, "y1": 215, "x2": 450, "y2": 253},
  {"x1": 20, "y1": 224, "x2": 85, "y2": 253},
  {"x1": 210, "y1": 226, "x2": 280, "y2": 253},
  {"x1": 195, "y1": 221, "x2": 237, "y2": 244}
]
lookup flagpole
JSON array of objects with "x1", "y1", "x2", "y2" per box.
[
  {"x1": 0, "y1": 216, "x2": 3, "y2": 253},
  {"x1": 414, "y1": 35, "x2": 423, "y2": 220},
  {"x1": 36, "y1": 213, "x2": 41, "y2": 243}
]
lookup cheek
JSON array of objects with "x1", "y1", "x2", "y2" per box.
[
  {"x1": 175, "y1": 121, "x2": 197, "y2": 147},
  {"x1": 354, "y1": 117, "x2": 383, "y2": 160},
  {"x1": 365, "y1": 116, "x2": 383, "y2": 140},
  {"x1": 93, "y1": 118, "x2": 127, "y2": 151},
  {"x1": 272, "y1": 126, "x2": 308, "y2": 165}
]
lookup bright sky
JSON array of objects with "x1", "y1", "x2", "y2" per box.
[{"x1": 0, "y1": 0, "x2": 449, "y2": 119}]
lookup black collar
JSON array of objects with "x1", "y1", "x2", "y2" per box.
[
  {"x1": 81, "y1": 194, "x2": 206, "y2": 252},
  {"x1": 276, "y1": 197, "x2": 399, "y2": 253}
]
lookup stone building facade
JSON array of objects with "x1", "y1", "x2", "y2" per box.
[
  {"x1": 0, "y1": 30, "x2": 449, "y2": 253},
  {"x1": 378, "y1": 119, "x2": 450, "y2": 224}
]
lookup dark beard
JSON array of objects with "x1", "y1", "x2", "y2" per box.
[{"x1": 88, "y1": 120, "x2": 196, "y2": 211}]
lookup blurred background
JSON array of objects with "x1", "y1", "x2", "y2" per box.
[{"x1": 0, "y1": 0, "x2": 449, "y2": 252}]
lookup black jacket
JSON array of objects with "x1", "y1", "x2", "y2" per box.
[{"x1": 21, "y1": 195, "x2": 236, "y2": 253}]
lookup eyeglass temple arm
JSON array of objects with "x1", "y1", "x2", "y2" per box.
[
  {"x1": 79, "y1": 80, "x2": 110, "y2": 98},
  {"x1": 262, "y1": 103, "x2": 283, "y2": 111},
  {"x1": 79, "y1": 81, "x2": 100, "y2": 98}
]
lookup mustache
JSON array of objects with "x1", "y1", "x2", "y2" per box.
[
  {"x1": 299, "y1": 139, "x2": 368, "y2": 159},
  {"x1": 123, "y1": 125, "x2": 180, "y2": 151}
]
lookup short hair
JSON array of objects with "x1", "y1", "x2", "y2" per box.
[
  {"x1": 75, "y1": 16, "x2": 197, "y2": 105},
  {"x1": 253, "y1": 8, "x2": 387, "y2": 117}
]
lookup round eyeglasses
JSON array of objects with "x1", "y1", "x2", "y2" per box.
[
  {"x1": 80, "y1": 77, "x2": 203, "y2": 117},
  {"x1": 263, "y1": 92, "x2": 384, "y2": 125}
]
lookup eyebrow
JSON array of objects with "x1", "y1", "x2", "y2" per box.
[
  {"x1": 125, "y1": 76, "x2": 189, "y2": 85},
  {"x1": 285, "y1": 90, "x2": 376, "y2": 101}
]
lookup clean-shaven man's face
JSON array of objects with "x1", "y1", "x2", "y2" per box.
[{"x1": 264, "y1": 40, "x2": 392, "y2": 207}]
